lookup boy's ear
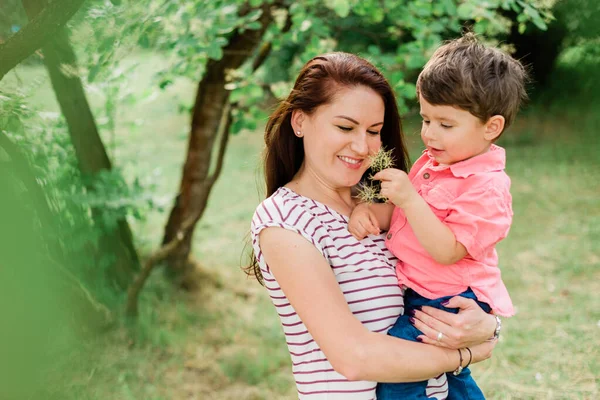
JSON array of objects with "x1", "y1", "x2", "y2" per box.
[
  {"x1": 483, "y1": 115, "x2": 505, "y2": 141},
  {"x1": 291, "y1": 109, "x2": 306, "y2": 134}
]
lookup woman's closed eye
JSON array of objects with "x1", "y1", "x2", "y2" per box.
[{"x1": 337, "y1": 125, "x2": 380, "y2": 135}]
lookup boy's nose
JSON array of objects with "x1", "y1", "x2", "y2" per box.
[{"x1": 422, "y1": 126, "x2": 436, "y2": 140}]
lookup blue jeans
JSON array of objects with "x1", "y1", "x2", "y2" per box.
[{"x1": 376, "y1": 288, "x2": 491, "y2": 400}]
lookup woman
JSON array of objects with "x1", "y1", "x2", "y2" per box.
[{"x1": 247, "y1": 52, "x2": 498, "y2": 399}]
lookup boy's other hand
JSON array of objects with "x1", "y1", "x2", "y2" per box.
[{"x1": 348, "y1": 203, "x2": 380, "y2": 240}]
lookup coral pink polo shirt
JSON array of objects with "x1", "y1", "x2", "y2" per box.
[{"x1": 385, "y1": 144, "x2": 515, "y2": 316}]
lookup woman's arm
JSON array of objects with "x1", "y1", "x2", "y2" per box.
[{"x1": 259, "y1": 227, "x2": 494, "y2": 382}]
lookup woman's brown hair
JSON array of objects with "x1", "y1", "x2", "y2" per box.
[{"x1": 246, "y1": 52, "x2": 410, "y2": 284}]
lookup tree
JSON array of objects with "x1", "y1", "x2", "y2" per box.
[
  {"x1": 160, "y1": 1, "x2": 287, "y2": 285},
  {"x1": 154, "y1": 0, "x2": 551, "y2": 286},
  {"x1": 20, "y1": 0, "x2": 141, "y2": 288}
]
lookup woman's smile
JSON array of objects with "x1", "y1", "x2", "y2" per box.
[{"x1": 338, "y1": 155, "x2": 364, "y2": 169}]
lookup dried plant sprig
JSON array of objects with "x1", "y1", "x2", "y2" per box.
[
  {"x1": 355, "y1": 181, "x2": 379, "y2": 204},
  {"x1": 355, "y1": 147, "x2": 396, "y2": 204},
  {"x1": 368, "y1": 146, "x2": 395, "y2": 172}
]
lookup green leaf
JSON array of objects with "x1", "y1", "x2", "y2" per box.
[
  {"x1": 525, "y1": 7, "x2": 547, "y2": 30},
  {"x1": 429, "y1": 21, "x2": 444, "y2": 33},
  {"x1": 245, "y1": 9, "x2": 263, "y2": 22},
  {"x1": 325, "y1": 0, "x2": 351, "y2": 18},
  {"x1": 400, "y1": 82, "x2": 417, "y2": 99},
  {"x1": 160, "y1": 79, "x2": 174, "y2": 91},
  {"x1": 207, "y1": 41, "x2": 224, "y2": 60},
  {"x1": 88, "y1": 63, "x2": 102, "y2": 83},
  {"x1": 367, "y1": 45, "x2": 381, "y2": 56},
  {"x1": 389, "y1": 70, "x2": 404, "y2": 84},
  {"x1": 246, "y1": 21, "x2": 262, "y2": 30},
  {"x1": 457, "y1": 2, "x2": 476, "y2": 20},
  {"x1": 137, "y1": 33, "x2": 150, "y2": 48}
]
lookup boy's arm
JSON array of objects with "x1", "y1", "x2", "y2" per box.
[
  {"x1": 366, "y1": 202, "x2": 395, "y2": 231},
  {"x1": 402, "y1": 196, "x2": 467, "y2": 265},
  {"x1": 374, "y1": 168, "x2": 466, "y2": 265},
  {"x1": 375, "y1": 169, "x2": 513, "y2": 265}
]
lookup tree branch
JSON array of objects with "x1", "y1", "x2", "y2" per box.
[
  {"x1": 0, "y1": 0, "x2": 85, "y2": 81},
  {"x1": 125, "y1": 211, "x2": 203, "y2": 318}
]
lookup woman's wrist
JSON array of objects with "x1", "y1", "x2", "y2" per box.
[
  {"x1": 487, "y1": 313, "x2": 500, "y2": 340},
  {"x1": 490, "y1": 314, "x2": 502, "y2": 340},
  {"x1": 451, "y1": 347, "x2": 473, "y2": 376}
]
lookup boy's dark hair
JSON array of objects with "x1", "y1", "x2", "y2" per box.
[{"x1": 416, "y1": 32, "x2": 528, "y2": 135}]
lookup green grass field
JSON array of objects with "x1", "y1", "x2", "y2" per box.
[{"x1": 5, "y1": 50, "x2": 599, "y2": 399}]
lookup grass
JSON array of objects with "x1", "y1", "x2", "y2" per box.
[{"x1": 4, "y1": 48, "x2": 599, "y2": 399}]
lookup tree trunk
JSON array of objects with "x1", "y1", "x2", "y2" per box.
[
  {"x1": 22, "y1": 0, "x2": 141, "y2": 289},
  {"x1": 0, "y1": 0, "x2": 85, "y2": 81},
  {"x1": 161, "y1": 3, "x2": 277, "y2": 284}
]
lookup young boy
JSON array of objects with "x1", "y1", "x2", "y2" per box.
[{"x1": 348, "y1": 33, "x2": 528, "y2": 399}]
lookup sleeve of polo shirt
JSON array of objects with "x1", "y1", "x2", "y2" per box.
[{"x1": 444, "y1": 185, "x2": 513, "y2": 262}]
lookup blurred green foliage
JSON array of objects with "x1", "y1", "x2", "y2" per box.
[
  {"x1": 79, "y1": 0, "x2": 550, "y2": 133},
  {"x1": 0, "y1": 130, "x2": 90, "y2": 399}
]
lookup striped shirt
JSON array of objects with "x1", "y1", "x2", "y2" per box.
[{"x1": 251, "y1": 187, "x2": 450, "y2": 399}]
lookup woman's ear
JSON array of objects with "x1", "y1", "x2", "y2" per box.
[
  {"x1": 291, "y1": 109, "x2": 306, "y2": 134},
  {"x1": 483, "y1": 115, "x2": 505, "y2": 141}
]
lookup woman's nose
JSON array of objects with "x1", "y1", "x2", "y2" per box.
[{"x1": 350, "y1": 132, "x2": 369, "y2": 155}]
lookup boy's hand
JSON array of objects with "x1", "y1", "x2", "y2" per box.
[
  {"x1": 372, "y1": 168, "x2": 419, "y2": 209},
  {"x1": 348, "y1": 203, "x2": 380, "y2": 240}
]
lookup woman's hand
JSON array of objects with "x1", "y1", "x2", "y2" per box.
[{"x1": 410, "y1": 296, "x2": 497, "y2": 349}]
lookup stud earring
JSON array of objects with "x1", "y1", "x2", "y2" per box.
[{"x1": 295, "y1": 131, "x2": 303, "y2": 137}]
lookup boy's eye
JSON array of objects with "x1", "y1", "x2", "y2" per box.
[
  {"x1": 441, "y1": 123, "x2": 453, "y2": 129},
  {"x1": 422, "y1": 120, "x2": 430, "y2": 124}
]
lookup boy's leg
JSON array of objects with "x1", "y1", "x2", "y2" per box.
[
  {"x1": 376, "y1": 290, "x2": 447, "y2": 400},
  {"x1": 446, "y1": 367, "x2": 486, "y2": 400}
]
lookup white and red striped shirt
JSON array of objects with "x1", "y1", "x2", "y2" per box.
[{"x1": 251, "y1": 187, "x2": 448, "y2": 399}]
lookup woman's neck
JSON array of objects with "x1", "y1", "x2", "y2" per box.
[{"x1": 286, "y1": 170, "x2": 355, "y2": 217}]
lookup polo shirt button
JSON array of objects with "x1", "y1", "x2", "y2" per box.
[
  {"x1": 423, "y1": 172, "x2": 430, "y2": 179},
  {"x1": 386, "y1": 233, "x2": 392, "y2": 240}
]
